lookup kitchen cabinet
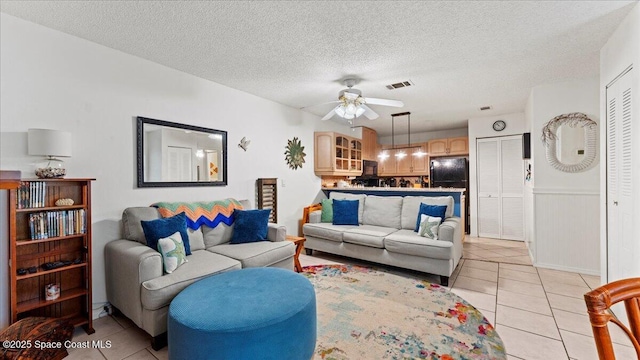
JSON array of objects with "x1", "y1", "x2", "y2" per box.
[
  {"x1": 314, "y1": 132, "x2": 362, "y2": 176},
  {"x1": 428, "y1": 137, "x2": 469, "y2": 156},
  {"x1": 379, "y1": 143, "x2": 429, "y2": 176},
  {"x1": 361, "y1": 127, "x2": 378, "y2": 161},
  {"x1": 378, "y1": 147, "x2": 397, "y2": 176}
]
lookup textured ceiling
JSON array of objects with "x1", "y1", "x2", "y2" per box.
[{"x1": 1, "y1": 1, "x2": 635, "y2": 136}]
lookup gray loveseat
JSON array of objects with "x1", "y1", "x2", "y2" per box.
[
  {"x1": 105, "y1": 200, "x2": 294, "y2": 349},
  {"x1": 303, "y1": 193, "x2": 462, "y2": 286}
]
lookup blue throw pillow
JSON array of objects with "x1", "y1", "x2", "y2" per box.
[
  {"x1": 141, "y1": 212, "x2": 191, "y2": 255},
  {"x1": 230, "y1": 209, "x2": 271, "y2": 244},
  {"x1": 415, "y1": 203, "x2": 448, "y2": 231},
  {"x1": 332, "y1": 199, "x2": 359, "y2": 226}
]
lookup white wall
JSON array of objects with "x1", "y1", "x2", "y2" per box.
[
  {"x1": 527, "y1": 77, "x2": 600, "y2": 275},
  {"x1": 599, "y1": 3, "x2": 640, "y2": 283},
  {"x1": 0, "y1": 13, "x2": 351, "y2": 322},
  {"x1": 468, "y1": 112, "x2": 526, "y2": 237}
]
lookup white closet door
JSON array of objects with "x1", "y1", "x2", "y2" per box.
[
  {"x1": 477, "y1": 139, "x2": 500, "y2": 238},
  {"x1": 167, "y1": 146, "x2": 192, "y2": 181},
  {"x1": 607, "y1": 68, "x2": 635, "y2": 284},
  {"x1": 477, "y1": 136, "x2": 524, "y2": 240},
  {"x1": 500, "y1": 137, "x2": 524, "y2": 240}
]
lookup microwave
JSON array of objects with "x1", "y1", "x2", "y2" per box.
[{"x1": 362, "y1": 160, "x2": 378, "y2": 178}]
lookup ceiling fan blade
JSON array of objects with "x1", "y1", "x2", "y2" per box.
[
  {"x1": 364, "y1": 97, "x2": 404, "y2": 107},
  {"x1": 321, "y1": 107, "x2": 339, "y2": 121},
  {"x1": 361, "y1": 105, "x2": 379, "y2": 120},
  {"x1": 300, "y1": 100, "x2": 339, "y2": 110}
]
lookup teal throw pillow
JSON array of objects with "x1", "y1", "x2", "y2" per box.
[
  {"x1": 414, "y1": 203, "x2": 447, "y2": 231},
  {"x1": 141, "y1": 212, "x2": 191, "y2": 255},
  {"x1": 332, "y1": 199, "x2": 359, "y2": 226},
  {"x1": 157, "y1": 231, "x2": 188, "y2": 273},
  {"x1": 320, "y1": 199, "x2": 333, "y2": 223},
  {"x1": 230, "y1": 209, "x2": 271, "y2": 244},
  {"x1": 418, "y1": 214, "x2": 441, "y2": 240}
]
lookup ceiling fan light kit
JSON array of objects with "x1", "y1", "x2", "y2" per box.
[{"x1": 319, "y1": 78, "x2": 404, "y2": 121}]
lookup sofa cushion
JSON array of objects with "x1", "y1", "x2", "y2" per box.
[
  {"x1": 362, "y1": 195, "x2": 403, "y2": 228},
  {"x1": 122, "y1": 207, "x2": 160, "y2": 244},
  {"x1": 320, "y1": 199, "x2": 333, "y2": 223},
  {"x1": 415, "y1": 204, "x2": 447, "y2": 230},
  {"x1": 157, "y1": 231, "x2": 188, "y2": 274},
  {"x1": 384, "y1": 229, "x2": 453, "y2": 260},
  {"x1": 401, "y1": 196, "x2": 454, "y2": 230},
  {"x1": 187, "y1": 228, "x2": 205, "y2": 251},
  {"x1": 207, "y1": 241, "x2": 294, "y2": 268},
  {"x1": 343, "y1": 225, "x2": 398, "y2": 248},
  {"x1": 141, "y1": 212, "x2": 192, "y2": 255},
  {"x1": 418, "y1": 215, "x2": 441, "y2": 240},
  {"x1": 303, "y1": 223, "x2": 356, "y2": 242},
  {"x1": 230, "y1": 209, "x2": 270, "y2": 244},
  {"x1": 332, "y1": 199, "x2": 359, "y2": 226},
  {"x1": 202, "y1": 223, "x2": 234, "y2": 247},
  {"x1": 329, "y1": 192, "x2": 366, "y2": 224},
  {"x1": 141, "y1": 250, "x2": 241, "y2": 311}
]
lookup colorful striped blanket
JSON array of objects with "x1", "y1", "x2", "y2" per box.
[{"x1": 152, "y1": 199, "x2": 244, "y2": 230}]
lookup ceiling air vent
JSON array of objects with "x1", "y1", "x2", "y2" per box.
[
  {"x1": 386, "y1": 80, "x2": 413, "y2": 90},
  {"x1": 480, "y1": 105, "x2": 492, "y2": 111}
]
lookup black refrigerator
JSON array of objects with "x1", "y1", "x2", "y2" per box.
[{"x1": 430, "y1": 157, "x2": 470, "y2": 234}]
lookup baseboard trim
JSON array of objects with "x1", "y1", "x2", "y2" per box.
[{"x1": 533, "y1": 261, "x2": 600, "y2": 276}]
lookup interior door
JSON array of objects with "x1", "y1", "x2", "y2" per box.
[
  {"x1": 500, "y1": 137, "x2": 525, "y2": 240},
  {"x1": 167, "y1": 146, "x2": 192, "y2": 181},
  {"x1": 607, "y1": 68, "x2": 635, "y2": 284},
  {"x1": 477, "y1": 139, "x2": 500, "y2": 238},
  {"x1": 477, "y1": 136, "x2": 524, "y2": 240}
]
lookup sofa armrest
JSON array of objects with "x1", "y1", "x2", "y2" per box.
[
  {"x1": 438, "y1": 217, "x2": 463, "y2": 263},
  {"x1": 267, "y1": 223, "x2": 286, "y2": 242},
  {"x1": 105, "y1": 239, "x2": 163, "y2": 327},
  {"x1": 438, "y1": 217, "x2": 461, "y2": 243},
  {"x1": 308, "y1": 210, "x2": 322, "y2": 224}
]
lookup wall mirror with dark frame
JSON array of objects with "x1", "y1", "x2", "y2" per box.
[{"x1": 137, "y1": 116, "x2": 227, "y2": 187}]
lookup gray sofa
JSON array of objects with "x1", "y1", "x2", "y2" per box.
[
  {"x1": 303, "y1": 193, "x2": 462, "y2": 286},
  {"x1": 105, "y1": 200, "x2": 294, "y2": 349}
]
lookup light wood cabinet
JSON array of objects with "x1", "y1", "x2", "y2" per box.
[
  {"x1": 314, "y1": 132, "x2": 363, "y2": 176},
  {"x1": 378, "y1": 143, "x2": 429, "y2": 176},
  {"x1": 361, "y1": 127, "x2": 378, "y2": 161},
  {"x1": 8, "y1": 178, "x2": 95, "y2": 334},
  {"x1": 428, "y1": 137, "x2": 469, "y2": 156},
  {"x1": 378, "y1": 146, "x2": 396, "y2": 176}
]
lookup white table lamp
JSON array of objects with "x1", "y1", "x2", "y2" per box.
[{"x1": 28, "y1": 129, "x2": 72, "y2": 178}]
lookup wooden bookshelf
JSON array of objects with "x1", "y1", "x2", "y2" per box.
[{"x1": 8, "y1": 178, "x2": 95, "y2": 334}]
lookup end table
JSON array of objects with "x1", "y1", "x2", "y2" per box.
[{"x1": 285, "y1": 235, "x2": 306, "y2": 273}]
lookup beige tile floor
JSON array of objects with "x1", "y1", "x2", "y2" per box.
[{"x1": 68, "y1": 236, "x2": 633, "y2": 360}]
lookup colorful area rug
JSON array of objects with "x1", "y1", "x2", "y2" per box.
[{"x1": 302, "y1": 265, "x2": 506, "y2": 360}]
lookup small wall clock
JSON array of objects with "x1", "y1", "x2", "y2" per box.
[{"x1": 493, "y1": 120, "x2": 506, "y2": 131}]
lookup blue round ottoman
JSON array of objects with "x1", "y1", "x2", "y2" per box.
[{"x1": 168, "y1": 267, "x2": 317, "y2": 360}]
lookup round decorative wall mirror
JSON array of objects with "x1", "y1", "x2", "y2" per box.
[{"x1": 541, "y1": 112, "x2": 597, "y2": 173}]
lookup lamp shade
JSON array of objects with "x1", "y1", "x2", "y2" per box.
[{"x1": 28, "y1": 129, "x2": 72, "y2": 157}]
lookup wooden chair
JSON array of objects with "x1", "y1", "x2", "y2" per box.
[{"x1": 584, "y1": 277, "x2": 640, "y2": 359}]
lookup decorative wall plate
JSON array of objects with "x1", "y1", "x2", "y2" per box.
[{"x1": 284, "y1": 137, "x2": 306, "y2": 170}]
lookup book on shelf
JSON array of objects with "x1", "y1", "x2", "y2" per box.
[
  {"x1": 28, "y1": 209, "x2": 86, "y2": 240},
  {"x1": 16, "y1": 181, "x2": 46, "y2": 209}
]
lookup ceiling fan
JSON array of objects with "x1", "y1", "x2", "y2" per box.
[{"x1": 315, "y1": 79, "x2": 405, "y2": 121}]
